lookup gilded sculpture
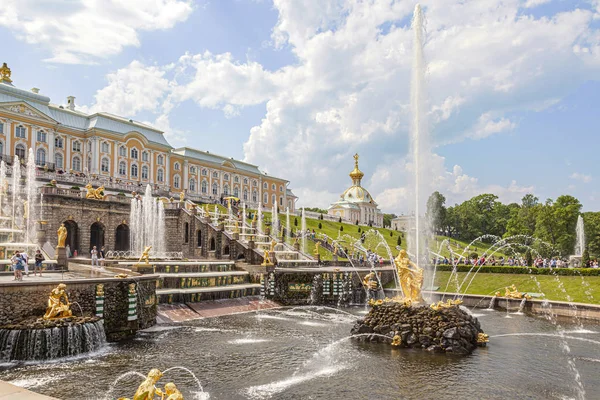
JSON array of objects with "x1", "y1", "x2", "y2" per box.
[
  {"x1": 117, "y1": 368, "x2": 166, "y2": 400},
  {"x1": 430, "y1": 299, "x2": 463, "y2": 311},
  {"x1": 179, "y1": 192, "x2": 185, "y2": 202},
  {"x1": 43, "y1": 283, "x2": 73, "y2": 320},
  {"x1": 362, "y1": 272, "x2": 378, "y2": 291},
  {"x1": 270, "y1": 239, "x2": 277, "y2": 252},
  {"x1": 138, "y1": 246, "x2": 152, "y2": 265},
  {"x1": 394, "y1": 250, "x2": 424, "y2": 303},
  {"x1": 57, "y1": 223, "x2": 68, "y2": 248},
  {"x1": 0, "y1": 63, "x2": 12, "y2": 84},
  {"x1": 85, "y1": 183, "x2": 105, "y2": 200},
  {"x1": 314, "y1": 242, "x2": 320, "y2": 256},
  {"x1": 261, "y1": 250, "x2": 273, "y2": 266},
  {"x1": 501, "y1": 284, "x2": 531, "y2": 299}
]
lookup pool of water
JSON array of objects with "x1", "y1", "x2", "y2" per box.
[{"x1": 1, "y1": 307, "x2": 600, "y2": 400}]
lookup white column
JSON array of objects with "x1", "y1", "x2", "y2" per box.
[
  {"x1": 149, "y1": 150, "x2": 154, "y2": 183},
  {"x1": 113, "y1": 141, "x2": 119, "y2": 176},
  {"x1": 48, "y1": 129, "x2": 55, "y2": 164},
  {"x1": 220, "y1": 171, "x2": 224, "y2": 196},
  {"x1": 209, "y1": 169, "x2": 212, "y2": 197},
  {"x1": 165, "y1": 154, "x2": 170, "y2": 187},
  {"x1": 66, "y1": 137, "x2": 71, "y2": 171},
  {"x1": 4, "y1": 119, "x2": 11, "y2": 156},
  {"x1": 183, "y1": 160, "x2": 189, "y2": 190},
  {"x1": 91, "y1": 137, "x2": 99, "y2": 174}
]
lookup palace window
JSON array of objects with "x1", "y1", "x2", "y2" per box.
[
  {"x1": 243, "y1": 189, "x2": 248, "y2": 201},
  {"x1": 201, "y1": 181, "x2": 207, "y2": 194},
  {"x1": 36, "y1": 148, "x2": 46, "y2": 166},
  {"x1": 252, "y1": 190, "x2": 257, "y2": 202},
  {"x1": 157, "y1": 154, "x2": 164, "y2": 165},
  {"x1": 101, "y1": 142, "x2": 109, "y2": 153},
  {"x1": 263, "y1": 182, "x2": 268, "y2": 189},
  {"x1": 272, "y1": 194, "x2": 276, "y2": 205},
  {"x1": 202, "y1": 169, "x2": 207, "y2": 176},
  {"x1": 37, "y1": 130, "x2": 46, "y2": 143},
  {"x1": 55, "y1": 154, "x2": 63, "y2": 169},
  {"x1": 189, "y1": 179, "x2": 196, "y2": 192},
  {"x1": 131, "y1": 164, "x2": 138, "y2": 178},
  {"x1": 272, "y1": 184, "x2": 276, "y2": 190},
  {"x1": 141, "y1": 165, "x2": 148, "y2": 180},
  {"x1": 15, "y1": 125, "x2": 26, "y2": 139},
  {"x1": 72, "y1": 140, "x2": 81, "y2": 152},
  {"x1": 157, "y1": 169, "x2": 164, "y2": 182},
  {"x1": 119, "y1": 161, "x2": 127, "y2": 176},
  {"x1": 87, "y1": 142, "x2": 92, "y2": 152},
  {"x1": 0, "y1": 142, "x2": 3, "y2": 155},
  {"x1": 55, "y1": 137, "x2": 63, "y2": 149},
  {"x1": 101, "y1": 158, "x2": 109, "y2": 173},
  {"x1": 233, "y1": 187, "x2": 239, "y2": 198},
  {"x1": 252, "y1": 180, "x2": 257, "y2": 187},
  {"x1": 190, "y1": 166, "x2": 196, "y2": 174},
  {"x1": 72, "y1": 156, "x2": 81, "y2": 172},
  {"x1": 223, "y1": 184, "x2": 230, "y2": 196},
  {"x1": 119, "y1": 146, "x2": 127, "y2": 157},
  {"x1": 224, "y1": 173, "x2": 229, "y2": 181},
  {"x1": 263, "y1": 193, "x2": 268, "y2": 203},
  {"x1": 212, "y1": 182, "x2": 218, "y2": 195},
  {"x1": 280, "y1": 185, "x2": 283, "y2": 192},
  {"x1": 174, "y1": 162, "x2": 180, "y2": 171},
  {"x1": 0, "y1": 122, "x2": 3, "y2": 134},
  {"x1": 243, "y1": 178, "x2": 248, "y2": 185},
  {"x1": 142, "y1": 151, "x2": 148, "y2": 162},
  {"x1": 234, "y1": 176, "x2": 239, "y2": 183},
  {"x1": 87, "y1": 157, "x2": 91, "y2": 173},
  {"x1": 15, "y1": 144, "x2": 26, "y2": 160},
  {"x1": 131, "y1": 148, "x2": 138, "y2": 159},
  {"x1": 212, "y1": 171, "x2": 218, "y2": 179},
  {"x1": 174, "y1": 175, "x2": 180, "y2": 189},
  {"x1": 280, "y1": 196, "x2": 283, "y2": 206}
]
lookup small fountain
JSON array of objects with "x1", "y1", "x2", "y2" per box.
[
  {"x1": 129, "y1": 185, "x2": 166, "y2": 258},
  {"x1": 257, "y1": 202, "x2": 263, "y2": 234},
  {"x1": 570, "y1": 215, "x2": 585, "y2": 267},
  {"x1": 286, "y1": 207, "x2": 291, "y2": 243},
  {"x1": 301, "y1": 208, "x2": 306, "y2": 254}
]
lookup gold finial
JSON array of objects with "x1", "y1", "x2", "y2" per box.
[
  {"x1": 0, "y1": 63, "x2": 12, "y2": 84},
  {"x1": 349, "y1": 153, "x2": 364, "y2": 184}
]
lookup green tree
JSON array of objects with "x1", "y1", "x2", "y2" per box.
[
  {"x1": 505, "y1": 194, "x2": 540, "y2": 237},
  {"x1": 383, "y1": 213, "x2": 397, "y2": 228},
  {"x1": 426, "y1": 191, "x2": 447, "y2": 234},
  {"x1": 397, "y1": 236, "x2": 402, "y2": 246},
  {"x1": 294, "y1": 217, "x2": 298, "y2": 227},
  {"x1": 583, "y1": 212, "x2": 600, "y2": 258},
  {"x1": 534, "y1": 195, "x2": 582, "y2": 256},
  {"x1": 525, "y1": 249, "x2": 533, "y2": 266},
  {"x1": 582, "y1": 247, "x2": 591, "y2": 267},
  {"x1": 318, "y1": 222, "x2": 322, "y2": 229},
  {"x1": 305, "y1": 207, "x2": 328, "y2": 214},
  {"x1": 340, "y1": 225, "x2": 343, "y2": 232}
]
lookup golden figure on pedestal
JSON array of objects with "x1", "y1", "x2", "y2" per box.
[
  {"x1": 138, "y1": 246, "x2": 152, "y2": 265},
  {"x1": 57, "y1": 223, "x2": 68, "y2": 248},
  {"x1": 362, "y1": 272, "x2": 378, "y2": 291},
  {"x1": 261, "y1": 250, "x2": 273, "y2": 266},
  {"x1": 85, "y1": 183, "x2": 105, "y2": 200},
  {"x1": 179, "y1": 192, "x2": 185, "y2": 202},
  {"x1": 270, "y1": 240, "x2": 277, "y2": 252},
  {"x1": 500, "y1": 284, "x2": 531, "y2": 299},
  {"x1": 314, "y1": 242, "x2": 320, "y2": 256},
  {"x1": 0, "y1": 63, "x2": 12, "y2": 84},
  {"x1": 394, "y1": 250, "x2": 424, "y2": 303},
  {"x1": 43, "y1": 283, "x2": 73, "y2": 320}
]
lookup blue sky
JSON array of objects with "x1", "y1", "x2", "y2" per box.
[{"x1": 1, "y1": 0, "x2": 599, "y2": 213}]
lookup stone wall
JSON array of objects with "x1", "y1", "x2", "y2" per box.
[{"x1": 0, "y1": 276, "x2": 157, "y2": 341}]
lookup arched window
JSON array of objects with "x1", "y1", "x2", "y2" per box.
[
  {"x1": 272, "y1": 194, "x2": 276, "y2": 205},
  {"x1": 190, "y1": 166, "x2": 196, "y2": 174},
  {"x1": 263, "y1": 182, "x2": 268, "y2": 189},
  {"x1": 119, "y1": 146, "x2": 127, "y2": 157},
  {"x1": 212, "y1": 182, "x2": 218, "y2": 195},
  {"x1": 72, "y1": 156, "x2": 81, "y2": 172},
  {"x1": 233, "y1": 187, "x2": 239, "y2": 197},
  {"x1": 272, "y1": 184, "x2": 276, "y2": 190},
  {"x1": 243, "y1": 178, "x2": 248, "y2": 185},
  {"x1": 224, "y1": 184, "x2": 229, "y2": 196},
  {"x1": 15, "y1": 125, "x2": 26, "y2": 139},
  {"x1": 37, "y1": 130, "x2": 46, "y2": 143},
  {"x1": 55, "y1": 153, "x2": 63, "y2": 169},
  {"x1": 174, "y1": 175, "x2": 180, "y2": 189},
  {"x1": 253, "y1": 180, "x2": 257, "y2": 187},
  {"x1": 202, "y1": 181, "x2": 207, "y2": 194},
  {"x1": 36, "y1": 148, "x2": 46, "y2": 166},
  {"x1": 72, "y1": 140, "x2": 81, "y2": 152},
  {"x1": 224, "y1": 173, "x2": 229, "y2": 181},
  {"x1": 280, "y1": 185, "x2": 283, "y2": 192},
  {"x1": 141, "y1": 165, "x2": 149, "y2": 180},
  {"x1": 55, "y1": 137, "x2": 63, "y2": 149},
  {"x1": 202, "y1": 169, "x2": 207, "y2": 176},
  {"x1": 131, "y1": 164, "x2": 138, "y2": 178},
  {"x1": 87, "y1": 156, "x2": 91, "y2": 173},
  {"x1": 142, "y1": 151, "x2": 148, "y2": 162},
  {"x1": 280, "y1": 196, "x2": 283, "y2": 206},
  {"x1": 101, "y1": 158, "x2": 109, "y2": 173},
  {"x1": 234, "y1": 176, "x2": 239, "y2": 183},
  {"x1": 212, "y1": 171, "x2": 218, "y2": 178},
  {"x1": 252, "y1": 190, "x2": 257, "y2": 202},
  {"x1": 0, "y1": 142, "x2": 3, "y2": 155},
  {"x1": 131, "y1": 148, "x2": 138, "y2": 159},
  {"x1": 15, "y1": 144, "x2": 26, "y2": 159},
  {"x1": 189, "y1": 179, "x2": 196, "y2": 192},
  {"x1": 119, "y1": 161, "x2": 127, "y2": 176},
  {"x1": 157, "y1": 169, "x2": 164, "y2": 182},
  {"x1": 174, "y1": 162, "x2": 180, "y2": 171},
  {"x1": 243, "y1": 189, "x2": 248, "y2": 201},
  {"x1": 157, "y1": 154, "x2": 164, "y2": 165},
  {"x1": 263, "y1": 193, "x2": 268, "y2": 203}
]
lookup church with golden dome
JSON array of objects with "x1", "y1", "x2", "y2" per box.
[{"x1": 327, "y1": 154, "x2": 384, "y2": 227}]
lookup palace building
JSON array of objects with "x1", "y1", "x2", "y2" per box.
[
  {"x1": 327, "y1": 154, "x2": 384, "y2": 227},
  {"x1": 0, "y1": 63, "x2": 297, "y2": 211}
]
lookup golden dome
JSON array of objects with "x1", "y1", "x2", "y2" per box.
[{"x1": 349, "y1": 153, "x2": 364, "y2": 183}]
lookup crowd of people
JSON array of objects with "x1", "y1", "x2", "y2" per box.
[
  {"x1": 10, "y1": 249, "x2": 45, "y2": 281},
  {"x1": 434, "y1": 255, "x2": 600, "y2": 268}
]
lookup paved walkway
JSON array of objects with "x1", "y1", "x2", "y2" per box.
[
  {"x1": 157, "y1": 297, "x2": 280, "y2": 323},
  {"x1": 0, "y1": 381, "x2": 58, "y2": 399}
]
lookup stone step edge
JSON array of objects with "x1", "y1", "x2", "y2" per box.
[
  {"x1": 157, "y1": 284, "x2": 262, "y2": 295},
  {"x1": 158, "y1": 271, "x2": 249, "y2": 278}
]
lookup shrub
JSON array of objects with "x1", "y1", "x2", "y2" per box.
[
  {"x1": 434, "y1": 265, "x2": 600, "y2": 276},
  {"x1": 397, "y1": 236, "x2": 402, "y2": 246},
  {"x1": 582, "y1": 248, "x2": 591, "y2": 267},
  {"x1": 117, "y1": 192, "x2": 126, "y2": 197},
  {"x1": 338, "y1": 217, "x2": 342, "y2": 223},
  {"x1": 355, "y1": 220, "x2": 359, "y2": 225},
  {"x1": 390, "y1": 231, "x2": 393, "y2": 237},
  {"x1": 469, "y1": 252, "x2": 478, "y2": 260},
  {"x1": 71, "y1": 186, "x2": 80, "y2": 190},
  {"x1": 358, "y1": 227, "x2": 361, "y2": 233},
  {"x1": 318, "y1": 222, "x2": 322, "y2": 230},
  {"x1": 525, "y1": 249, "x2": 533, "y2": 267},
  {"x1": 339, "y1": 226, "x2": 343, "y2": 232},
  {"x1": 294, "y1": 217, "x2": 298, "y2": 227}
]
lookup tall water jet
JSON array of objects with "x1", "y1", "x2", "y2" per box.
[
  {"x1": 129, "y1": 185, "x2": 166, "y2": 257},
  {"x1": 286, "y1": 207, "x2": 291, "y2": 242},
  {"x1": 257, "y1": 202, "x2": 263, "y2": 234},
  {"x1": 408, "y1": 4, "x2": 431, "y2": 278},
  {"x1": 574, "y1": 215, "x2": 585, "y2": 256},
  {"x1": 11, "y1": 156, "x2": 22, "y2": 237},
  {"x1": 301, "y1": 208, "x2": 306, "y2": 254},
  {"x1": 242, "y1": 202, "x2": 246, "y2": 236},
  {"x1": 25, "y1": 148, "x2": 38, "y2": 245},
  {"x1": 0, "y1": 161, "x2": 5, "y2": 217},
  {"x1": 272, "y1": 205, "x2": 279, "y2": 237}
]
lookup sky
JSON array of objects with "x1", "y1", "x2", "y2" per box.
[{"x1": 1, "y1": 0, "x2": 599, "y2": 214}]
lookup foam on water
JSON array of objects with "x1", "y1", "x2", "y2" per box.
[
  {"x1": 9, "y1": 374, "x2": 63, "y2": 389},
  {"x1": 255, "y1": 314, "x2": 293, "y2": 322},
  {"x1": 228, "y1": 338, "x2": 270, "y2": 345},
  {"x1": 298, "y1": 321, "x2": 329, "y2": 327},
  {"x1": 245, "y1": 365, "x2": 346, "y2": 399}
]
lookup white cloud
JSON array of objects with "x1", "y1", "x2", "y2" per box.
[
  {"x1": 570, "y1": 172, "x2": 593, "y2": 183},
  {"x1": 0, "y1": 0, "x2": 193, "y2": 64}
]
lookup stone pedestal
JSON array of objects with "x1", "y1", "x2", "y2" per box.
[
  {"x1": 233, "y1": 232, "x2": 239, "y2": 240},
  {"x1": 293, "y1": 242, "x2": 300, "y2": 252},
  {"x1": 56, "y1": 247, "x2": 67, "y2": 269},
  {"x1": 249, "y1": 240, "x2": 255, "y2": 250}
]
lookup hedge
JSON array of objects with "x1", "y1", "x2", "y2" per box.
[{"x1": 434, "y1": 265, "x2": 600, "y2": 276}]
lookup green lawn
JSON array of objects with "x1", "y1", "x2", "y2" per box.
[{"x1": 434, "y1": 271, "x2": 599, "y2": 304}]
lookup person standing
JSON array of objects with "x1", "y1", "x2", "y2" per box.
[
  {"x1": 11, "y1": 251, "x2": 20, "y2": 281},
  {"x1": 91, "y1": 246, "x2": 99, "y2": 268},
  {"x1": 99, "y1": 246, "x2": 106, "y2": 267},
  {"x1": 21, "y1": 251, "x2": 29, "y2": 277},
  {"x1": 34, "y1": 249, "x2": 44, "y2": 277}
]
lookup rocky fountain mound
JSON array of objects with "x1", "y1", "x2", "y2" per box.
[{"x1": 351, "y1": 300, "x2": 487, "y2": 355}]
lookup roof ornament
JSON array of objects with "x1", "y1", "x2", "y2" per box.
[
  {"x1": 349, "y1": 153, "x2": 364, "y2": 185},
  {"x1": 0, "y1": 63, "x2": 12, "y2": 84}
]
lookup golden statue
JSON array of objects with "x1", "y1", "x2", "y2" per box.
[
  {"x1": 163, "y1": 383, "x2": 184, "y2": 400},
  {"x1": 57, "y1": 223, "x2": 68, "y2": 248},
  {"x1": 94, "y1": 185, "x2": 105, "y2": 200},
  {"x1": 430, "y1": 299, "x2": 462, "y2": 311},
  {"x1": 477, "y1": 333, "x2": 489, "y2": 344},
  {"x1": 270, "y1": 239, "x2": 277, "y2": 252},
  {"x1": 394, "y1": 250, "x2": 424, "y2": 303},
  {"x1": 179, "y1": 192, "x2": 185, "y2": 202},
  {"x1": 314, "y1": 242, "x2": 320, "y2": 256},
  {"x1": 138, "y1": 246, "x2": 152, "y2": 265},
  {"x1": 391, "y1": 335, "x2": 401, "y2": 346},
  {"x1": 261, "y1": 250, "x2": 273, "y2": 266},
  {"x1": 0, "y1": 63, "x2": 12, "y2": 84},
  {"x1": 333, "y1": 243, "x2": 338, "y2": 255},
  {"x1": 85, "y1": 183, "x2": 96, "y2": 199},
  {"x1": 502, "y1": 284, "x2": 531, "y2": 299},
  {"x1": 118, "y1": 368, "x2": 164, "y2": 400},
  {"x1": 362, "y1": 272, "x2": 378, "y2": 290},
  {"x1": 234, "y1": 221, "x2": 240, "y2": 233},
  {"x1": 43, "y1": 283, "x2": 73, "y2": 320}
]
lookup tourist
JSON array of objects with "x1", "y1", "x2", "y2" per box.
[
  {"x1": 21, "y1": 251, "x2": 29, "y2": 276},
  {"x1": 66, "y1": 244, "x2": 71, "y2": 258},
  {"x1": 100, "y1": 246, "x2": 106, "y2": 267},
  {"x1": 91, "y1": 246, "x2": 99, "y2": 267},
  {"x1": 34, "y1": 249, "x2": 44, "y2": 276},
  {"x1": 11, "y1": 251, "x2": 20, "y2": 281}
]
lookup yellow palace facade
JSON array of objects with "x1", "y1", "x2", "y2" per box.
[{"x1": 0, "y1": 64, "x2": 297, "y2": 211}]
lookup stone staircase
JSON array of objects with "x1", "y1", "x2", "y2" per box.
[{"x1": 154, "y1": 261, "x2": 263, "y2": 304}]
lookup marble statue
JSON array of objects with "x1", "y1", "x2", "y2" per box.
[
  {"x1": 57, "y1": 223, "x2": 68, "y2": 248},
  {"x1": 43, "y1": 283, "x2": 72, "y2": 320}
]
